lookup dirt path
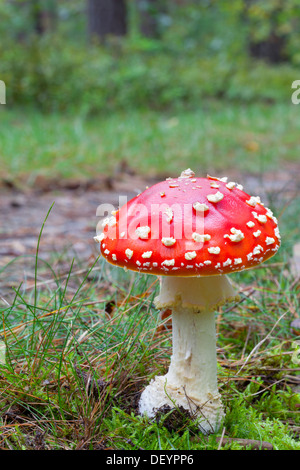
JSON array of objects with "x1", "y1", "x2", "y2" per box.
[{"x1": 0, "y1": 174, "x2": 148, "y2": 266}]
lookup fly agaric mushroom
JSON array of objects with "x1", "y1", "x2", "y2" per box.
[{"x1": 95, "y1": 169, "x2": 280, "y2": 434}]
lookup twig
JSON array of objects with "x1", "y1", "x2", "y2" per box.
[
  {"x1": 216, "y1": 437, "x2": 273, "y2": 450},
  {"x1": 217, "y1": 427, "x2": 226, "y2": 450}
]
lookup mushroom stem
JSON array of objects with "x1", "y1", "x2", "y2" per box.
[
  {"x1": 166, "y1": 305, "x2": 220, "y2": 410},
  {"x1": 139, "y1": 275, "x2": 238, "y2": 434}
]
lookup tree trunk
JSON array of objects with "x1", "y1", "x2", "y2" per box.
[
  {"x1": 249, "y1": 34, "x2": 286, "y2": 64},
  {"x1": 243, "y1": 0, "x2": 286, "y2": 63},
  {"x1": 136, "y1": 0, "x2": 166, "y2": 38},
  {"x1": 87, "y1": 0, "x2": 127, "y2": 42},
  {"x1": 31, "y1": 0, "x2": 57, "y2": 35}
]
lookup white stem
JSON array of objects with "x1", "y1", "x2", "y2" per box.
[
  {"x1": 165, "y1": 305, "x2": 218, "y2": 403},
  {"x1": 139, "y1": 275, "x2": 238, "y2": 433}
]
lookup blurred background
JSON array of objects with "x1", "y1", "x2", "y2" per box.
[{"x1": 0, "y1": 0, "x2": 299, "y2": 266}]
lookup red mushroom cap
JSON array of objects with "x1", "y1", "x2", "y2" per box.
[{"x1": 98, "y1": 170, "x2": 281, "y2": 276}]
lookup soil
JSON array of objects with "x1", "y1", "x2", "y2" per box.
[{"x1": 0, "y1": 173, "x2": 147, "y2": 266}]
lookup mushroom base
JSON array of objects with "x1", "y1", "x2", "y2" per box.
[
  {"x1": 139, "y1": 275, "x2": 237, "y2": 434},
  {"x1": 139, "y1": 375, "x2": 224, "y2": 435}
]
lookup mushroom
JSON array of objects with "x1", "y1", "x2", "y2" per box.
[{"x1": 95, "y1": 169, "x2": 281, "y2": 434}]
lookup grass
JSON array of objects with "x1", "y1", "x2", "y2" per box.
[
  {"x1": 1, "y1": 100, "x2": 300, "y2": 184},
  {"x1": 0, "y1": 222, "x2": 299, "y2": 450}
]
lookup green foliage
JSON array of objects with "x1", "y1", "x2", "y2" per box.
[
  {"x1": 0, "y1": 1, "x2": 299, "y2": 113},
  {"x1": 243, "y1": 0, "x2": 300, "y2": 64},
  {"x1": 166, "y1": 0, "x2": 300, "y2": 64},
  {"x1": 1, "y1": 34, "x2": 297, "y2": 114},
  {"x1": 224, "y1": 395, "x2": 299, "y2": 450}
]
